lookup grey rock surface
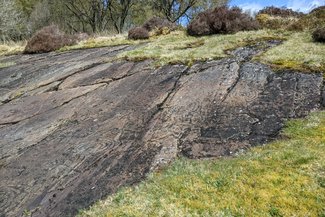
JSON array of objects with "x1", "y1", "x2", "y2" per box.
[{"x1": 0, "y1": 42, "x2": 323, "y2": 216}]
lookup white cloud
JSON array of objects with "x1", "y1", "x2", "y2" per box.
[
  {"x1": 237, "y1": 3, "x2": 264, "y2": 14},
  {"x1": 287, "y1": 0, "x2": 325, "y2": 13}
]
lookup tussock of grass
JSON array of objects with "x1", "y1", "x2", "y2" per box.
[
  {"x1": 0, "y1": 41, "x2": 26, "y2": 56},
  {"x1": 118, "y1": 30, "x2": 287, "y2": 66},
  {"x1": 79, "y1": 111, "x2": 325, "y2": 217},
  {"x1": 257, "y1": 31, "x2": 325, "y2": 72},
  {"x1": 59, "y1": 34, "x2": 143, "y2": 52}
]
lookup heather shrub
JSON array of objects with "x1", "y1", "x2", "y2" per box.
[
  {"x1": 142, "y1": 17, "x2": 177, "y2": 37},
  {"x1": 286, "y1": 21, "x2": 304, "y2": 31},
  {"x1": 142, "y1": 17, "x2": 176, "y2": 32},
  {"x1": 257, "y1": 6, "x2": 303, "y2": 18},
  {"x1": 128, "y1": 27, "x2": 149, "y2": 40},
  {"x1": 309, "y1": 6, "x2": 325, "y2": 16},
  {"x1": 256, "y1": 14, "x2": 300, "y2": 30},
  {"x1": 24, "y1": 25, "x2": 77, "y2": 54},
  {"x1": 187, "y1": 11, "x2": 211, "y2": 36},
  {"x1": 296, "y1": 6, "x2": 325, "y2": 30},
  {"x1": 187, "y1": 6, "x2": 260, "y2": 36},
  {"x1": 312, "y1": 28, "x2": 325, "y2": 43},
  {"x1": 256, "y1": 6, "x2": 306, "y2": 31}
]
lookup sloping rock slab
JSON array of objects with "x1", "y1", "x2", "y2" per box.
[
  {"x1": 148, "y1": 60, "x2": 322, "y2": 164},
  {"x1": 0, "y1": 45, "x2": 323, "y2": 216}
]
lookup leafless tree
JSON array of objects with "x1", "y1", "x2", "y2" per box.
[
  {"x1": 64, "y1": 0, "x2": 110, "y2": 33},
  {"x1": 153, "y1": 0, "x2": 198, "y2": 23},
  {"x1": 0, "y1": 0, "x2": 26, "y2": 40},
  {"x1": 108, "y1": 0, "x2": 135, "y2": 33}
]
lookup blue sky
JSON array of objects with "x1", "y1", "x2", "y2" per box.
[{"x1": 230, "y1": 0, "x2": 325, "y2": 13}]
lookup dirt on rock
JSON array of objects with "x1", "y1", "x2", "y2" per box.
[{"x1": 0, "y1": 42, "x2": 323, "y2": 216}]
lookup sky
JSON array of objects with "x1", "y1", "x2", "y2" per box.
[{"x1": 230, "y1": 0, "x2": 325, "y2": 13}]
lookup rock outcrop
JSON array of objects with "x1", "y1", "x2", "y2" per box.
[{"x1": 0, "y1": 42, "x2": 323, "y2": 216}]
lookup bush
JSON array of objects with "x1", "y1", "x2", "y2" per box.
[
  {"x1": 312, "y1": 28, "x2": 325, "y2": 43},
  {"x1": 309, "y1": 6, "x2": 325, "y2": 15},
  {"x1": 256, "y1": 7, "x2": 306, "y2": 31},
  {"x1": 286, "y1": 21, "x2": 304, "y2": 31},
  {"x1": 256, "y1": 13, "x2": 300, "y2": 30},
  {"x1": 24, "y1": 25, "x2": 77, "y2": 54},
  {"x1": 128, "y1": 27, "x2": 150, "y2": 40},
  {"x1": 142, "y1": 17, "x2": 176, "y2": 32},
  {"x1": 187, "y1": 6, "x2": 260, "y2": 36},
  {"x1": 257, "y1": 6, "x2": 303, "y2": 18},
  {"x1": 295, "y1": 6, "x2": 325, "y2": 30},
  {"x1": 187, "y1": 11, "x2": 212, "y2": 36}
]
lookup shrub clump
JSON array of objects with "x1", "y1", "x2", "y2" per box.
[
  {"x1": 24, "y1": 25, "x2": 77, "y2": 54},
  {"x1": 256, "y1": 13, "x2": 301, "y2": 30},
  {"x1": 187, "y1": 6, "x2": 260, "y2": 36},
  {"x1": 312, "y1": 27, "x2": 325, "y2": 43},
  {"x1": 309, "y1": 6, "x2": 325, "y2": 15},
  {"x1": 128, "y1": 17, "x2": 177, "y2": 40},
  {"x1": 24, "y1": 25, "x2": 76, "y2": 54},
  {"x1": 128, "y1": 27, "x2": 150, "y2": 40},
  {"x1": 143, "y1": 17, "x2": 176, "y2": 32},
  {"x1": 296, "y1": 6, "x2": 325, "y2": 30},
  {"x1": 257, "y1": 6, "x2": 303, "y2": 18},
  {"x1": 286, "y1": 21, "x2": 304, "y2": 31},
  {"x1": 256, "y1": 6, "x2": 305, "y2": 31}
]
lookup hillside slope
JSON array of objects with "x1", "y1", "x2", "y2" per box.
[{"x1": 0, "y1": 38, "x2": 324, "y2": 216}]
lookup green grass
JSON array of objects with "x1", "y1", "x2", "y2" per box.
[
  {"x1": 78, "y1": 111, "x2": 325, "y2": 217},
  {"x1": 257, "y1": 31, "x2": 325, "y2": 72},
  {"x1": 117, "y1": 30, "x2": 288, "y2": 66},
  {"x1": 2, "y1": 29, "x2": 324, "y2": 73},
  {"x1": 62, "y1": 30, "x2": 323, "y2": 72}
]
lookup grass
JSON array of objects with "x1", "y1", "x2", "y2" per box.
[
  {"x1": 1, "y1": 29, "x2": 324, "y2": 73},
  {"x1": 117, "y1": 30, "x2": 288, "y2": 66},
  {"x1": 257, "y1": 31, "x2": 325, "y2": 72},
  {"x1": 59, "y1": 34, "x2": 144, "y2": 52},
  {"x1": 78, "y1": 111, "x2": 325, "y2": 217},
  {"x1": 0, "y1": 61, "x2": 15, "y2": 69},
  {"x1": 0, "y1": 41, "x2": 26, "y2": 56},
  {"x1": 61, "y1": 29, "x2": 323, "y2": 73}
]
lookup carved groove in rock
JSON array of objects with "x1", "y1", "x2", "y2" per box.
[{"x1": 0, "y1": 42, "x2": 323, "y2": 216}]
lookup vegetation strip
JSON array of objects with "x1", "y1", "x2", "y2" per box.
[
  {"x1": 79, "y1": 111, "x2": 325, "y2": 217},
  {"x1": 1, "y1": 29, "x2": 324, "y2": 72}
]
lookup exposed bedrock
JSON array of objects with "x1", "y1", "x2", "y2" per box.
[{"x1": 0, "y1": 43, "x2": 323, "y2": 216}]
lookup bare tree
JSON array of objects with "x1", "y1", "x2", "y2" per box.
[
  {"x1": 108, "y1": 0, "x2": 135, "y2": 33},
  {"x1": 153, "y1": 0, "x2": 198, "y2": 23},
  {"x1": 63, "y1": 0, "x2": 134, "y2": 33},
  {"x1": 28, "y1": 0, "x2": 51, "y2": 33},
  {"x1": 0, "y1": 0, "x2": 27, "y2": 40},
  {"x1": 64, "y1": 0, "x2": 110, "y2": 33}
]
